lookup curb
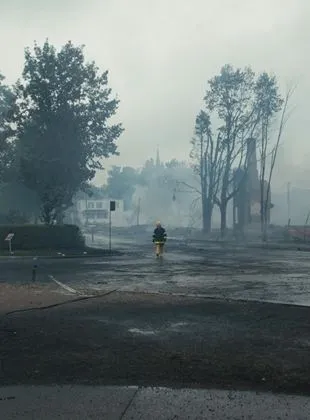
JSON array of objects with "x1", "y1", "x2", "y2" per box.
[{"x1": 0, "y1": 252, "x2": 123, "y2": 260}]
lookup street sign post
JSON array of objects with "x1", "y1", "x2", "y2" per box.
[
  {"x1": 109, "y1": 201, "x2": 116, "y2": 252},
  {"x1": 88, "y1": 224, "x2": 96, "y2": 243},
  {"x1": 5, "y1": 233, "x2": 15, "y2": 255}
]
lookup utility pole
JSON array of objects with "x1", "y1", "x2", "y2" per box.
[
  {"x1": 109, "y1": 200, "x2": 116, "y2": 252},
  {"x1": 287, "y1": 182, "x2": 291, "y2": 226},
  {"x1": 136, "y1": 197, "x2": 141, "y2": 226}
]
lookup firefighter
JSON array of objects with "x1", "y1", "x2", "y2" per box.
[{"x1": 152, "y1": 221, "x2": 167, "y2": 257}]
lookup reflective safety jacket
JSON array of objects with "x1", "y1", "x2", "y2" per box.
[{"x1": 152, "y1": 227, "x2": 167, "y2": 243}]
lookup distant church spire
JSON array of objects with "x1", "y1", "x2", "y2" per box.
[{"x1": 156, "y1": 145, "x2": 160, "y2": 167}]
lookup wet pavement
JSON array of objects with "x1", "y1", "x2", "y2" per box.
[
  {"x1": 2, "y1": 236, "x2": 310, "y2": 306},
  {"x1": 1, "y1": 385, "x2": 310, "y2": 419},
  {"x1": 75, "y1": 236, "x2": 310, "y2": 306},
  {"x1": 2, "y1": 240, "x2": 310, "y2": 413},
  {"x1": 2, "y1": 288, "x2": 310, "y2": 393}
]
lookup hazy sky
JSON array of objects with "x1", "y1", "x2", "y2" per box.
[{"x1": 0, "y1": 0, "x2": 309, "y2": 185}]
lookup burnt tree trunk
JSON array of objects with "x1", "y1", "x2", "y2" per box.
[
  {"x1": 202, "y1": 197, "x2": 213, "y2": 234},
  {"x1": 220, "y1": 202, "x2": 227, "y2": 238}
]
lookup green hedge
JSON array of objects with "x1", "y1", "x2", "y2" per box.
[{"x1": 0, "y1": 224, "x2": 85, "y2": 250}]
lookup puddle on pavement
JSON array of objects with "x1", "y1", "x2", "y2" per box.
[
  {"x1": 128, "y1": 328, "x2": 157, "y2": 336},
  {"x1": 128, "y1": 322, "x2": 193, "y2": 336},
  {"x1": 280, "y1": 273, "x2": 310, "y2": 279},
  {"x1": 76, "y1": 314, "x2": 193, "y2": 337},
  {"x1": 164, "y1": 253, "x2": 204, "y2": 262},
  {"x1": 168, "y1": 322, "x2": 190, "y2": 331}
]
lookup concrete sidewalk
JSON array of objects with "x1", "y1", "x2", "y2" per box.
[{"x1": 0, "y1": 386, "x2": 309, "y2": 419}]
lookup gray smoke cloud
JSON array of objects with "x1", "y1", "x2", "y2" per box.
[{"x1": 0, "y1": 0, "x2": 308, "y2": 195}]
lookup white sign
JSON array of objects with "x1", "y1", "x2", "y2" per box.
[{"x1": 5, "y1": 233, "x2": 14, "y2": 241}]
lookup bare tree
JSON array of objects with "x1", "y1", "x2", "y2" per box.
[
  {"x1": 190, "y1": 110, "x2": 223, "y2": 233},
  {"x1": 254, "y1": 74, "x2": 295, "y2": 240},
  {"x1": 203, "y1": 65, "x2": 258, "y2": 237}
]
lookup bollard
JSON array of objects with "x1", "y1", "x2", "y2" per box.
[{"x1": 32, "y1": 263, "x2": 38, "y2": 282}]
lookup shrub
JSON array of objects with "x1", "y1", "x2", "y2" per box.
[
  {"x1": 0, "y1": 224, "x2": 85, "y2": 250},
  {"x1": 5, "y1": 209, "x2": 30, "y2": 224}
]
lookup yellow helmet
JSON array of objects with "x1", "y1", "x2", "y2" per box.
[{"x1": 156, "y1": 221, "x2": 161, "y2": 227}]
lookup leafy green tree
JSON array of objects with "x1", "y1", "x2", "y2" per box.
[
  {"x1": 165, "y1": 159, "x2": 187, "y2": 169},
  {"x1": 0, "y1": 181, "x2": 41, "y2": 222},
  {"x1": 139, "y1": 158, "x2": 156, "y2": 185},
  {"x1": 8, "y1": 40, "x2": 123, "y2": 224},
  {"x1": 0, "y1": 73, "x2": 15, "y2": 181},
  {"x1": 105, "y1": 166, "x2": 140, "y2": 210}
]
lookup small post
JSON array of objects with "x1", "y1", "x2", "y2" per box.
[
  {"x1": 32, "y1": 258, "x2": 38, "y2": 282},
  {"x1": 109, "y1": 201, "x2": 116, "y2": 252},
  {"x1": 32, "y1": 265, "x2": 37, "y2": 282},
  {"x1": 5, "y1": 233, "x2": 14, "y2": 255},
  {"x1": 109, "y1": 210, "x2": 112, "y2": 252},
  {"x1": 88, "y1": 224, "x2": 96, "y2": 244}
]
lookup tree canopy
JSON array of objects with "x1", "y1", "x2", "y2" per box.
[
  {"x1": 0, "y1": 74, "x2": 15, "y2": 181},
  {"x1": 191, "y1": 64, "x2": 286, "y2": 236},
  {"x1": 104, "y1": 166, "x2": 140, "y2": 210},
  {"x1": 7, "y1": 40, "x2": 123, "y2": 223}
]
